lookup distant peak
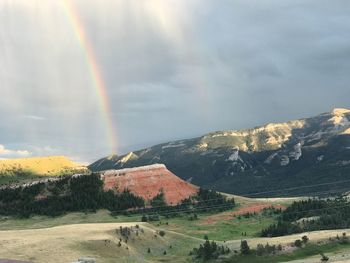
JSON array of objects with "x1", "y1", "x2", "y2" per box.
[
  {"x1": 117, "y1": 151, "x2": 138, "y2": 164},
  {"x1": 107, "y1": 154, "x2": 118, "y2": 160},
  {"x1": 332, "y1": 108, "x2": 350, "y2": 115}
]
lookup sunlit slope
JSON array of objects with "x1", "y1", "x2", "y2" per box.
[
  {"x1": 0, "y1": 156, "x2": 87, "y2": 177},
  {"x1": 90, "y1": 108, "x2": 350, "y2": 197},
  {"x1": 0, "y1": 222, "x2": 202, "y2": 263},
  {"x1": 0, "y1": 219, "x2": 349, "y2": 263}
]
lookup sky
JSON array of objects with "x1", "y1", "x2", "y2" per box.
[{"x1": 0, "y1": 0, "x2": 349, "y2": 163}]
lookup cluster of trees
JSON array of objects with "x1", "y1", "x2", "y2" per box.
[
  {"x1": 261, "y1": 197, "x2": 350, "y2": 237},
  {"x1": 262, "y1": 207, "x2": 283, "y2": 216},
  {"x1": 194, "y1": 188, "x2": 235, "y2": 210},
  {"x1": 140, "y1": 188, "x2": 235, "y2": 220},
  {"x1": 294, "y1": 235, "x2": 309, "y2": 248},
  {"x1": 0, "y1": 174, "x2": 144, "y2": 217},
  {"x1": 261, "y1": 220, "x2": 303, "y2": 237},
  {"x1": 118, "y1": 226, "x2": 132, "y2": 238},
  {"x1": 150, "y1": 190, "x2": 167, "y2": 208},
  {"x1": 190, "y1": 238, "x2": 231, "y2": 260},
  {"x1": 239, "y1": 240, "x2": 283, "y2": 257},
  {"x1": 141, "y1": 214, "x2": 160, "y2": 222},
  {"x1": 256, "y1": 243, "x2": 282, "y2": 256}
]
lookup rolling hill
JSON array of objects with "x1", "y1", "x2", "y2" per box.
[
  {"x1": 0, "y1": 156, "x2": 88, "y2": 183},
  {"x1": 90, "y1": 108, "x2": 350, "y2": 197}
]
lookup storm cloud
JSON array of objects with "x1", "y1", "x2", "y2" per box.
[{"x1": 0, "y1": 0, "x2": 349, "y2": 162}]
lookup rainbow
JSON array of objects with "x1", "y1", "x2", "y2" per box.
[{"x1": 61, "y1": 0, "x2": 117, "y2": 154}]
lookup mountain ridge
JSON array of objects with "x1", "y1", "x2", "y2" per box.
[{"x1": 90, "y1": 108, "x2": 350, "y2": 196}]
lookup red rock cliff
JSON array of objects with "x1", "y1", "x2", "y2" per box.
[{"x1": 101, "y1": 164, "x2": 198, "y2": 205}]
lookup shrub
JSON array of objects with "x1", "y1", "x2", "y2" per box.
[
  {"x1": 294, "y1": 239, "x2": 303, "y2": 248},
  {"x1": 190, "y1": 240, "x2": 230, "y2": 260},
  {"x1": 302, "y1": 235, "x2": 309, "y2": 244},
  {"x1": 320, "y1": 253, "x2": 329, "y2": 262},
  {"x1": 240, "y1": 240, "x2": 250, "y2": 255}
]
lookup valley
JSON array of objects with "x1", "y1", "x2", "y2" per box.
[
  {"x1": 0, "y1": 197, "x2": 349, "y2": 263},
  {"x1": 0, "y1": 110, "x2": 350, "y2": 262},
  {"x1": 1, "y1": 1, "x2": 348, "y2": 262}
]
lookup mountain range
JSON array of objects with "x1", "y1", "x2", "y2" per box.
[{"x1": 90, "y1": 108, "x2": 350, "y2": 197}]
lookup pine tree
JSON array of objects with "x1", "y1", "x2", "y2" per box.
[{"x1": 240, "y1": 240, "x2": 250, "y2": 255}]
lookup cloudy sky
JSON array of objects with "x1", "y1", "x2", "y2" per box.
[{"x1": 0, "y1": 0, "x2": 349, "y2": 162}]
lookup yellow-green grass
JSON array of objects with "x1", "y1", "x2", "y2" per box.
[
  {"x1": 0, "y1": 205, "x2": 278, "y2": 241},
  {"x1": 223, "y1": 192, "x2": 304, "y2": 207},
  {"x1": 0, "y1": 210, "x2": 350, "y2": 262},
  {"x1": 0, "y1": 222, "x2": 202, "y2": 263},
  {"x1": 0, "y1": 156, "x2": 87, "y2": 177},
  {"x1": 0, "y1": 210, "x2": 140, "y2": 230},
  {"x1": 149, "y1": 211, "x2": 277, "y2": 241},
  {"x1": 0, "y1": 216, "x2": 349, "y2": 263}
]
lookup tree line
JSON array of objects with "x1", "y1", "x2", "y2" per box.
[
  {"x1": 0, "y1": 174, "x2": 144, "y2": 217},
  {"x1": 140, "y1": 187, "x2": 235, "y2": 220},
  {"x1": 261, "y1": 197, "x2": 350, "y2": 237},
  {"x1": 0, "y1": 174, "x2": 235, "y2": 218}
]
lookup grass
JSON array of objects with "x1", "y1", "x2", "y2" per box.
[
  {"x1": 0, "y1": 205, "x2": 349, "y2": 262},
  {"x1": 0, "y1": 156, "x2": 87, "y2": 180},
  {"x1": 0, "y1": 174, "x2": 38, "y2": 185},
  {"x1": 0, "y1": 204, "x2": 279, "y2": 241},
  {"x1": 0, "y1": 222, "x2": 201, "y2": 263},
  {"x1": 0, "y1": 210, "x2": 142, "y2": 230},
  {"x1": 149, "y1": 210, "x2": 277, "y2": 241},
  {"x1": 226, "y1": 242, "x2": 350, "y2": 263}
]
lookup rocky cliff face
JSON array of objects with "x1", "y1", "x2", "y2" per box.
[
  {"x1": 91, "y1": 108, "x2": 350, "y2": 197},
  {"x1": 101, "y1": 164, "x2": 198, "y2": 205}
]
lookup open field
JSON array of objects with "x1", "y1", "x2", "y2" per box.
[
  {"x1": 0, "y1": 198, "x2": 283, "y2": 241},
  {"x1": 0, "y1": 196, "x2": 348, "y2": 262},
  {"x1": 149, "y1": 211, "x2": 277, "y2": 241},
  {"x1": 222, "y1": 193, "x2": 304, "y2": 206},
  {"x1": 0, "y1": 210, "x2": 140, "y2": 231},
  {"x1": 147, "y1": 196, "x2": 295, "y2": 241},
  {"x1": 0, "y1": 222, "x2": 203, "y2": 263},
  {"x1": 0, "y1": 221, "x2": 349, "y2": 263},
  {"x1": 0, "y1": 208, "x2": 276, "y2": 241}
]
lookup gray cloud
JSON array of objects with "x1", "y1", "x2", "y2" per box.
[
  {"x1": 0, "y1": 0, "x2": 349, "y2": 162},
  {"x1": 0, "y1": 144, "x2": 31, "y2": 158}
]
